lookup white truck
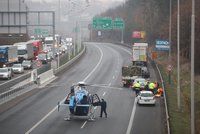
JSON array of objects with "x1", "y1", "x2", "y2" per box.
[
  {"x1": 44, "y1": 36, "x2": 54, "y2": 51},
  {"x1": 13, "y1": 42, "x2": 34, "y2": 62},
  {"x1": 132, "y1": 43, "x2": 148, "y2": 67}
]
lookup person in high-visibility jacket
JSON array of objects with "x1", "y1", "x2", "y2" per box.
[
  {"x1": 148, "y1": 82, "x2": 155, "y2": 94},
  {"x1": 133, "y1": 81, "x2": 141, "y2": 96},
  {"x1": 155, "y1": 87, "x2": 163, "y2": 97}
]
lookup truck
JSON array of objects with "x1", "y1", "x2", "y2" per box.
[
  {"x1": 122, "y1": 43, "x2": 150, "y2": 87},
  {"x1": 44, "y1": 36, "x2": 54, "y2": 51},
  {"x1": 13, "y1": 42, "x2": 34, "y2": 62},
  {"x1": 122, "y1": 66, "x2": 143, "y2": 87},
  {"x1": 27, "y1": 40, "x2": 43, "y2": 59},
  {"x1": 0, "y1": 45, "x2": 18, "y2": 67},
  {"x1": 132, "y1": 43, "x2": 148, "y2": 67}
]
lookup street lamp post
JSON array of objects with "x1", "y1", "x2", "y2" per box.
[
  {"x1": 168, "y1": 0, "x2": 172, "y2": 85},
  {"x1": 177, "y1": 0, "x2": 181, "y2": 110},
  {"x1": 191, "y1": 0, "x2": 195, "y2": 133}
]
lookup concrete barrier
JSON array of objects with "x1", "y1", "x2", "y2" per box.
[
  {"x1": 38, "y1": 69, "x2": 55, "y2": 85},
  {"x1": 54, "y1": 45, "x2": 86, "y2": 74}
]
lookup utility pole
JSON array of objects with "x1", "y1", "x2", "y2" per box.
[
  {"x1": 191, "y1": 0, "x2": 195, "y2": 133},
  {"x1": 168, "y1": 0, "x2": 172, "y2": 85},
  {"x1": 52, "y1": 12, "x2": 56, "y2": 59},
  {"x1": 121, "y1": 28, "x2": 124, "y2": 44},
  {"x1": 177, "y1": 0, "x2": 181, "y2": 110}
]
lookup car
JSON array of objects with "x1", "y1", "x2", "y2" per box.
[
  {"x1": 134, "y1": 78, "x2": 147, "y2": 89},
  {"x1": 137, "y1": 91, "x2": 156, "y2": 105},
  {"x1": 0, "y1": 67, "x2": 13, "y2": 79},
  {"x1": 47, "y1": 51, "x2": 54, "y2": 61},
  {"x1": 12, "y1": 64, "x2": 24, "y2": 73},
  {"x1": 37, "y1": 53, "x2": 48, "y2": 64},
  {"x1": 22, "y1": 60, "x2": 33, "y2": 69}
]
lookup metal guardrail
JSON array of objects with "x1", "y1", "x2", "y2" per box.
[
  {"x1": 0, "y1": 82, "x2": 35, "y2": 105},
  {"x1": 154, "y1": 61, "x2": 170, "y2": 134},
  {"x1": 0, "y1": 72, "x2": 31, "y2": 93}
]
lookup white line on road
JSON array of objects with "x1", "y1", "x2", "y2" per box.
[
  {"x1": 25, "y1": 107, "x2": 57, "y2": 134},
  {"x1": 81, "y1": 121, "x2": 87, "y2": 129},
  {"x1": 25, "y1": 44, "x2": 104, "y2": 134},
  {"x1": 117, "y1": 46, "x2": 132, "y2": 55},
  {"x1": 113, "y1": 76, "x2": 115, "y2": 79},
  {"x1": 126, "y1": 98, "x2": 137, "y2": 134},
  {"x1": 83, "y1": 45, "x2": 103, "y2": 82},
  {"x1": 103, "y1": 92, "x2": 106, "y2": 96}
]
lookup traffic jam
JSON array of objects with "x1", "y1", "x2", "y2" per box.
[{"x1": 0, "y1": 35, "x2": 72, "y2": 81}]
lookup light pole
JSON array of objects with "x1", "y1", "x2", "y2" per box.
[
  {"x1": 190, "y1": 0, "x2": 195, "y2": 133},
  {"x1": 168, "y1": 0, "x2": 172, "y2": 85},
  {"x1": 177, "y1": 0, "x2": 181, "y2": 110}
]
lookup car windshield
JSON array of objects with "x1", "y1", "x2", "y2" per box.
[
  {"x1": 140, "y1": 92, "x2": 154, "y2": 97},
  {"x1": 136, "y1": 79, "x2": 146, "y2": 84},
  {"x1": 45, "y1": 40, "x2": 53, "y2": 44},
  {"x1": 0, "y1": 68, "x2": 8, "y2": 72},
  {"x1": 38, "y1": 54, "x2": 46, "y2": 59},
  {"x1": 18, "y1": 50, "x2": 27, "y2": 55},
  {"x1": 22, "y1": 61, "x2": 30, "y2": 65},
  {"x1": 13, "y1": 64, "x2": 21, "y2": 67}
]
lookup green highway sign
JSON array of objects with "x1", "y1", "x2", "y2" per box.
[
  {"x1": 34, "y1": 28, "x2": 49, "y2": 35},
  {"x1": 113, "y1": 18, "x2": 124, "y2": 29},
  {"x1": 93, "y1": 17, "x2": 113, "y2": 30},
  {"x1": 92, "y1": 17, "x2": 124, "y2": 30},
  {"x1": 34, "y1": 28, "x2": 41, "y2": 34}
]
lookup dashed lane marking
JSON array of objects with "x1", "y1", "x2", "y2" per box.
[
  {"x1": 103, "y1": 92, "x2": 106, "y2": 96},
  {"x1": 81, "y1": 121, "x2": 87, "y2": 129},
  {"x1": 126, "y1": 98, "x2": 137, "y2": 134}
]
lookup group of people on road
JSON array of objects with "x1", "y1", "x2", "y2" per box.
[{"x1": 132, "y1": 80, "x2": 163, "y2": 96}]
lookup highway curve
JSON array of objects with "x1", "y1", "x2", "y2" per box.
[{"x1": 0, "y1": 42, "x2": 165, "y2": 134}]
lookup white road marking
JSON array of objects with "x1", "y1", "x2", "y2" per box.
[
  {"x1": 113, "y1": 76, "x2": 115, "y2": 79},
  {"x1": 25, "y1": 44, "x2": 104, "y2": 134},
  {"x1": 83, "y1": 45, "x2": 103, "y2": 82},
  {"x1": 25, "y1": 107, "x2": 57, "y2": 134},
  {"x1": 102, "y1": 92, "x2": 106, "y2": 96},
  {"x1": 117, "y1": 46, "x2": 132, "y2": 55},
  {"x1": 81, "y1": 121, "x2": 87, "y2": 129},
  {"x1": 126, "y1": 98, "x2": 137, "y2": 134}
]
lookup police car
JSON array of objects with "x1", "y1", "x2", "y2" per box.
[{"x1": 137, "y1": 91, "x2": 156, "y2": 105}]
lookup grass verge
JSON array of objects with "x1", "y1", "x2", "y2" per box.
[{"x1": 156, "y1": 53, "x2": 200, "y2": 134}]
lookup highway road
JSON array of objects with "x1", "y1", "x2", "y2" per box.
[{"x1": 0, "y1": 42, "x2": 166, "y2": 134}]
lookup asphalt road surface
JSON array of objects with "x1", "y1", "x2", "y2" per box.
[{"x1": 0, "y1": 42, "x2": 165, "y2": 134}]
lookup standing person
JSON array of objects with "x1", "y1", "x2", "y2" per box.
[
  {"x1": 133, "y1": 81, "x2": 141, "y2": 96},
  {"x1": 148, "y1": 82, "x2": 155, "y2": 94},
  {"x1": 68, "y1": 92, "x2": 76, "y2": 114},
  {"x1": 100, "y1": 99, "x2": 107, "y2": 118},
  {"x1": 145, "y1": 81, "x2": 149, "y2": 91}
]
